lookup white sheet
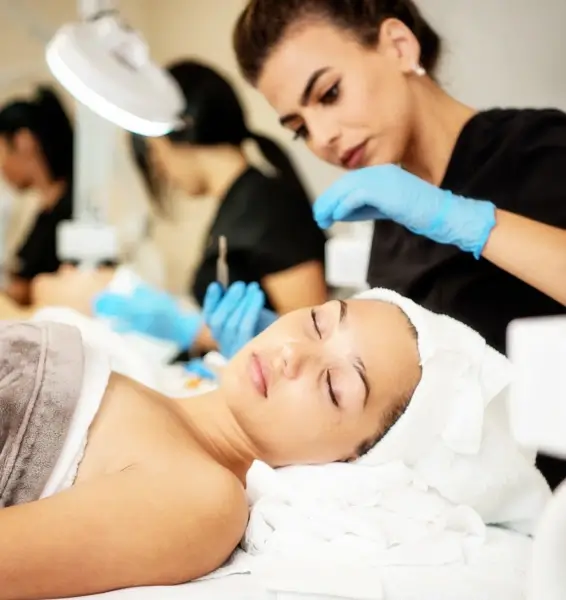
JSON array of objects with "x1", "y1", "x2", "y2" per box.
[{"x1": 63, "y1": 528, "x2": 530, "y2": 600}]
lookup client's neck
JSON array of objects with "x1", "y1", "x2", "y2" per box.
[{"x1": 173, "y1": 390, "x2": 258, "y2": 482}]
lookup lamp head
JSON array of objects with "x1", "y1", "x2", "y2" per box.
[{"x1": 46, "y1": 13, "x2": 184, "y2": 136}]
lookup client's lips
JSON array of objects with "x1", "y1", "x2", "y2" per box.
[{"x1": 250, "y1": 353, "x2": 268, "y2": 397}]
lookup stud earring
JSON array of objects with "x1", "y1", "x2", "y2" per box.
[{"x1": 413, "y1": 64, "x2": 426, "y2": 77}]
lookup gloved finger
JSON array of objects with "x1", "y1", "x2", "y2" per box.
[
  {"x1": 92, "y1": 292, "x2": 131, "y2": 318},
  {"x1": 313, "y1": 191, "x2": 345, "y2": 228},
  {"x1": 342, "y1": 206, "x2": 387, "y2": 223},
  {"x1": 208, "y1": 281, "x2": 247, "y2": 336},
  {"x1": 131, "y1": 282, "x2": 169, "y2": 309},
  {"x1": 337, "y1": 205, "x2": 387, "y2": 222},
  {"x1": 238, "y1": 288, "x2": 266, "y2": 343},
  {"x1": 257, "y1": 308, "x2": 278, "y2": 332},
  {"x1": 110, "y1": 318, "x2": 137, "y2": 334},
  {"x1": 224, "y1": 283, "x2": 261, "y2": 336},
  {"x1": 202, "y1": 282, "x2": 223, "y2": 322},
  {"x1": 220, "y1": 290, "x2": 259, "y2": 358},
  {"x1": 330, "y1": 191, "x2": 373, "y2": 222},
  {"x1": 183, "y1": 358, "x2": 216, "y2": 380},
  {"x1": 313, "y1": 169, "x2": 362, "y2": 225},
  {"x1": 221, "y1": 283, "x2": 260, "y2": 358}
]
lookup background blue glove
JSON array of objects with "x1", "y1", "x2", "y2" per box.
[
  {"x1": 203, "y1": 281, "x2": 277, "y2": 358},
  {"x1": 93, "y1": 283, "x2": 202, "y2": 350},
  {"x1": 313, "y1": 164, "x2": 496, "y2": 259},
  {"x1": 183, "y1": 358, "x2": 216, "y2": 380}
]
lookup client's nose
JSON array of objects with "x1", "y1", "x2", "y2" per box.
[{"x1": 279, "y1": 341, "x2": 309, "y2": 380}]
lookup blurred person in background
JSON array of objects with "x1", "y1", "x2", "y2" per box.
[{"x1": 0, "y1": 85, "x2": 73, "y2": 305}]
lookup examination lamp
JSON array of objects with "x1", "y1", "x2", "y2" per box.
[
  {"x1": 45, "y1": 5, "x2": 184, "y2": 136},
  {"x1": 43, "y1": 1, "x2": 183, "y2": 268}
]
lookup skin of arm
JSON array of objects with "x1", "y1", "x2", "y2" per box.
[
  {"x1": 0, "y1": 465, "x2": 248, "y2": 600},
  {"x1": 261, "y1": 260, "x2": 327, "y2": 314},
  {"x1": 482, "y1": 209, "x2": 566, "y2": 306}
]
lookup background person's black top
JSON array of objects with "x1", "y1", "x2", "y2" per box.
[
  {"x1": 11, "y1": 187, "x2": 73, "y2": 280},
  {"x1": 368, "y1": 108, "x2": 566, "y2": 489},
  {"x1": 192, "y1": 167, "x2": 326, "y2": 311}
]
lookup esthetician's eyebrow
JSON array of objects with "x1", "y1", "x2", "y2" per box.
[
  {"x1": 279, "y1": 67, "x2": 331, "y2": 126},
  {"x1": 336, "y1": 300, "x2": 370, "y2": 406}
]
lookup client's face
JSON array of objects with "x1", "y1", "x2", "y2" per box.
[{"x1": 220, "y1": 299, "x2": 421, "y2": 466}]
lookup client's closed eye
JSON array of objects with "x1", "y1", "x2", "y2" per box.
[
  {"x1": 311, "y1": 309, "x2": 339, "y2": 408},
  {"x1": 311, "y1": 308, "x2": 322, "y2": 338}
]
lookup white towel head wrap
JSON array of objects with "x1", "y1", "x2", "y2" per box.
[{"x1": 353, "y1": 288, "x2": 550, "y2": 533}]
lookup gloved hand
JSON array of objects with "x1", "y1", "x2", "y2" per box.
[
  {"x1": 183, "y1": 358, "x2": 216, "y2": 380},
  {"x1": 93, "y1": 282, "x2": 202, "y2": 350},
  {"x1": 313, "y1": 164, "x2": 497, "y2": 259},
  {"x1": 203, "y1": 281, "x2": 278, "y2": 358}
]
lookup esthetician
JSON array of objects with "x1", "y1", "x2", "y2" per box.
[{"x1": 228, "y1": 0, "x2": 566, "y2": 487}]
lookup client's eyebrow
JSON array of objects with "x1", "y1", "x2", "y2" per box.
[{"x1": 336, "y1": 299, "x2": 370, "y2": 406}]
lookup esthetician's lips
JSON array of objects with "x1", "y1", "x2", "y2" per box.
[
  {"x1": 340, "y1": 141, "x2": 368, "y2": 169},
  {"x1": 250, "y1": 353, "x2": 268, "y2": 397}
]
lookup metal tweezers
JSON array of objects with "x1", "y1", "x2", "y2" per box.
[{"x1": 216, "y1": 235, "x2": 229, "y2": 289}]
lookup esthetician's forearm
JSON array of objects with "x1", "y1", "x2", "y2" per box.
[{"x1": 482, "y1": 209, "x2": 566, "y2": 305}]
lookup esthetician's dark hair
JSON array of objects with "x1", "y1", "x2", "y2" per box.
[
  {"x1": 0, "y1": 85, "x2": 73, "y2": 180},
  {"x1": 233, "y1": 0, "x2": 442, "y2": 85},
  {"x1": 131, "y1": 58, "x2": 310, "y2": 210}
]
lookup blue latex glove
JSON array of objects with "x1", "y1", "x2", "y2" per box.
[
  {"x1": 313, "y1": 164, "x2": 497, "y2": 259},
  {"x1": 203, "y1": 281, "x2": 278, "y2": 358},
  {"x1": 93, "y1": 283, "x2": 202, "y2": 350},
  {"x1": 183, "y1": 358, "x2": 216, "y2": 380}
]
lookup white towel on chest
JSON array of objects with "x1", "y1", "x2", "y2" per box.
[{"x1": 238, "y1": 288, "x2": 550, "y2": 598}]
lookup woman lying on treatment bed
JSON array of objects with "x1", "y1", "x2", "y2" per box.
[
  {"x1": 0, "y1": 287, "x2": 547, "y2": 599},
  {"x1": 2, "y1": 294, "x2": 420, "y2": 599}
]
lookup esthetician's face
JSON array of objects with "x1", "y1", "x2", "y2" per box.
[
  {"x1": 221, "y1": 299, "x2": 421, "y2": 466},
  {"x1": 257, "y1": 18, "x2": 422, "y2": 170}
]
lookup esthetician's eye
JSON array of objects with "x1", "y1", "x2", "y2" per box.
[
  {"x1": 293, "y1": 125, "x2": 309, "y2": 140},
  {"x1": 320, "y1": 82, "x2": 340, "y2": 105}
]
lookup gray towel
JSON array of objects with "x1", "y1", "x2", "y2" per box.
[{"x1": 0, "y1": 321, "x2": 85, "y2": 507}]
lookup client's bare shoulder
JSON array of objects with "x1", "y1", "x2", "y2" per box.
[{"x1": 50, "y1": 373, "x2": 250, "y2": 593}]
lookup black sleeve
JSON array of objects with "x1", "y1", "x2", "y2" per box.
[
  {"x1": 12, "y1": 212, "x2": 62, "y2": 280},
  {"x1": 509, "y1": 110, "x2": 566, "y2": 227},
  {"x1": 243, "y1": 178, "x2": 326, "y2": 279}
]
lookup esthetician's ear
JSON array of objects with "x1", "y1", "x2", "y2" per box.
[{"x1": 378, "y1": 18, "x2": 422, "y2": 74}]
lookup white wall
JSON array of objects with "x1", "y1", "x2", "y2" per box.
[{"x1": 420, "y1": 0, "x2": 566, "y2": 109}]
